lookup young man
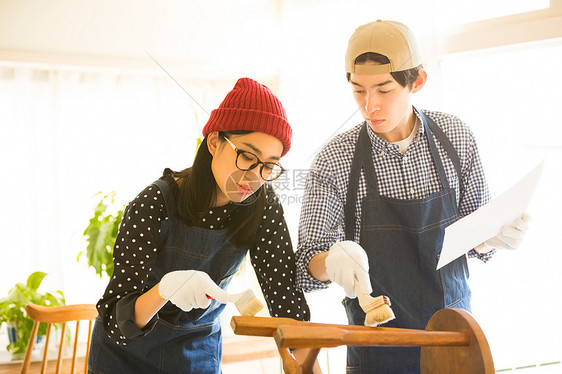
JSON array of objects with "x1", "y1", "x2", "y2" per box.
[{"x1": 296, "y1": 20, "x2": 530, "y2": 373}]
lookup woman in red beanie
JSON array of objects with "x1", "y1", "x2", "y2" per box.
[{"x1": 87, "y1": 78, "x2": 316, "y2": 373}]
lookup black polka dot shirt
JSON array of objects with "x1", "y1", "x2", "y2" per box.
[{"x1": 96, "y1": 173, "x2": 310, "y2": 343}]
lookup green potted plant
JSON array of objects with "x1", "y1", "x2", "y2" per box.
[
  {"x1": 0, "y1": 271, "x2": 65, "y2": 358},
  {"x1": 79, "y1": 191, "x2": 125, "y2": 279}
]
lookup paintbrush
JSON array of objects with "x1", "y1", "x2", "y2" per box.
[
  {"x1": 353, "y1": 281, "x2": 395, "y2": 326},
  {"x1": 207, "y1": 289, "x2": 264, "y2": 316}
]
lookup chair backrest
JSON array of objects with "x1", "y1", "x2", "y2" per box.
[{"x1": 21, "y1": 304, "x2": 98, "y2": 374}]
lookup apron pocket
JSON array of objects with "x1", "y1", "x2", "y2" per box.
[{"x1": 440, "y1": 255, "x2": 471, "y2": 311}]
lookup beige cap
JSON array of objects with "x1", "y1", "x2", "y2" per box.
[{"x1": 345, "y1": 20, "x2": 423, "y2": 75}]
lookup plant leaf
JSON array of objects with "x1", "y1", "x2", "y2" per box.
[
  {"x1": 0, "y1": 272, "x2": 65, "y2": 355},
  {"x1": 79, "y1": 191, "x2": 124, "y2": 278},
  {"x1": 27, "y1": 272, "x2": 47, "y2": 291}
]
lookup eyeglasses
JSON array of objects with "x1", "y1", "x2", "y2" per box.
[{"x1": 224, "y1": 136, "x2": 285, "y2": 181}]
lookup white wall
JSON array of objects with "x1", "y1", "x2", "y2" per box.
[{"x1": 0, "y1": 0, "x2": 282, "y2": 78}]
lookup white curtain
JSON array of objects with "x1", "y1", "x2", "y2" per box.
[{"x1": 0, "y1": 66, "x2": 227, "y2": 302}]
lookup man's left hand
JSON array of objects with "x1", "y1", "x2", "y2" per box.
[{"x1": 475, "y1": 213, "x2": 531, "y2": 253}]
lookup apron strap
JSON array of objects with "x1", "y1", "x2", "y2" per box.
[
  {"x1": 419, "y1": 113, "x2": 451, "y2": 191},
  {"x1": 152, "y1": 178, "x2": 178, "y2": 218},
  {"x1": 414, "y1": 107, "x2": 463, "y2": 208},
  {"x1": 345, "y1": 124, "x2": 367, "y2": 241},
  {"x1": 415, "y1": 107, "x2": 463, "y2": 188},
  {"x1": 359, "y1": 124, "x2": 379, "y2": 195}
]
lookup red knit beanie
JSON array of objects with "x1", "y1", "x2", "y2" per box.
[{"x1": 202, "y1": 77, "x2": 292, "y2": 156}]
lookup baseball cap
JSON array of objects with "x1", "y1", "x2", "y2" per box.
[{"x1": 345, "y1": 20, "x2": 423, "y2": 75}]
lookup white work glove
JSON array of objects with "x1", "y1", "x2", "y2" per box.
[
  {"x1": 475, "y1": 213, "x2": 531, "y2": 254},
  {"x1": 158, "y1": 270, "x2": 228, "y2": 312},
  {"x1": 325, "y1": 241, "x2": 372, "y2": 299}
]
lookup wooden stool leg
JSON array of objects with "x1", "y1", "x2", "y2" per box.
[
  {"x1": 274, "y1": 333, "x2": 321, "y2": 374},
  {"x1": 277, "y1": 347, "x2": 299, "y2": 374},
  {"x1": 421, "y1": 308, "x2": 494, "y2": 373},
  {"x1": 302, "y1": 348, "x2": 321, "y2": 374},
  {"x1": 274, "y1": 346, "x2": 321, "y2": 374}
]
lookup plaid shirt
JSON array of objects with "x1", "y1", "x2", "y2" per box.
[{"x1": 296, "y1": 109, "x2": 492, "y2": 292}]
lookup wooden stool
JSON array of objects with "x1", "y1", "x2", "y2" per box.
[{"x1": 231, "y1": 308, "x2": 494, "y2": 374}]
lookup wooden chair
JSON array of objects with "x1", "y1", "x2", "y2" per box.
[
  {"x1": 231, "y1": 308, "x2": 495, "y2": 374},
  {"x1": 21, "y1": 304, "x2": 98, "y2": 374}
]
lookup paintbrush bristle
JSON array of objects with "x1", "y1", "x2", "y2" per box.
[
  {"x1": 357, "y1": 294, "x2": 395, "y2": 326},
  {"x1": 364, "y1": 304, "x2": 395, "y2": 327},
  {"x1": 231, "y1": 289, "x2": 264, "y2": 316}
]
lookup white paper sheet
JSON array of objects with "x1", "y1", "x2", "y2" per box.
[{"x1": 436, "y1": 160, "x2": 544, "y2": 270}]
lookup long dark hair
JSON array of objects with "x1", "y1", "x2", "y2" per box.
[{"x1": 174, "y1": 131, "x2": 266, "y2": 247}]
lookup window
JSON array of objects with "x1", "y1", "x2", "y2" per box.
[
  {"x1": 434, "y1": 0, "x2": 549, "y2": 27},
  {"x1": 438, "y1": 36, "x2": 562, "y2": 373}
]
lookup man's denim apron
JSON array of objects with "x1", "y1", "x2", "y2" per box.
[
  {"x1": 88, "y1": 179, "x2": 247, "y2": 374},
  {"x1": 343, "y1": 108, "x2": 471, "y2": 373}
]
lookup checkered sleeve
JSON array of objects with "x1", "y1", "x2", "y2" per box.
[
  {"x1": 455, "y1": 119, "x2": 494, "y2": 262},
  {"x1": 295, "y1": 153, "x2": 346, "y2": 292}
]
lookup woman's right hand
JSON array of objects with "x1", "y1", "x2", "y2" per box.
[{"x1": 158, "y1": 270, "x2": 228, "y2": 311}]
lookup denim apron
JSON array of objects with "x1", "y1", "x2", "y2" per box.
[
  {"x1": 88, "y1": 179, "x2": 247, "y2": 374},
  {"x1": 343, "y1": 108, "x2": 471, "y2": 373}
]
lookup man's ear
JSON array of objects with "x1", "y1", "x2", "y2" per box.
[
  {"x1": 411, "y1": 68, "x2": 427, "y2": 93},
  {"x1": 207, "y1": 132, "x2": 219, "y2": 156}
]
